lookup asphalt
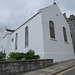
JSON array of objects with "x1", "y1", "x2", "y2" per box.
[
  {"x1": 62, "y1": 68, "x2": 75, "y2": 75},
  {"x1": 19, "y1": 59, "x2": 75, "y2": 75}
]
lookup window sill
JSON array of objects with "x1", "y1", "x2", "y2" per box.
[
  {"x1": 50, "y1": 38, "x2": 57, "y2": 41},
  {"x1": 64, "y1": 41, "x2": 69, "y2": 44},
  {"x1": 15, "y1": 49, "x2": 17, "y2": 51},
  {"x1": 25, "y1": 46, "x2": 29, "y2": 48}
]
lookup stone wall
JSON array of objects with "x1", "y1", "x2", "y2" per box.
[
  {"x1": 0, "y1": 59, "x2": 53, "y2": 75},
  {"x1": 67, "y1": 15, "x2": 75, "y2": 54},
  {"x1": 64, "y1": 14, "x2": 75, "y2": 54}
]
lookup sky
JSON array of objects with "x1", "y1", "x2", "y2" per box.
[{"x1": 0, "y1": 0, "x2": 75, "y2": 33}]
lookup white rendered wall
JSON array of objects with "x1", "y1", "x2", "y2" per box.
[
  {"x1": 41, "y1": 4, "x2": 75, "y2": 62},
  {"x1": 9, "y1": 13, "x2": 44, "y2": 58},
  {"x1": 0, "y1": 37, "x2": 2, "y2": 52},
  {"x1": 1, "y1": 33, "x2": 11, "y2": 57}
]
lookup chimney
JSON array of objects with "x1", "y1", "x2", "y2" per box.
[{"x1": 63, "y1": 13, "x2": 67, "y2": 19}]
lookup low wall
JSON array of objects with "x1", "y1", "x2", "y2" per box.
[{"x1": 0, "y1": 59, "x2": 53, "y2": 75}]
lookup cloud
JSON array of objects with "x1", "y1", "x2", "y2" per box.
[
  {"x1": 56, "y1": 0, "x2": 75, "y2": 17},
  {"x1": 0, "y1": 0, "x2": 75, "y2": 33}
]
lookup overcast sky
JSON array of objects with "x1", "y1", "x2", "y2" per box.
[{"x1": 0, "y1": 0, "x2": 75, "y2": 32}]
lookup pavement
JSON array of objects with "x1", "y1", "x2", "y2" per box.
[{"x1": 19, "y1": 59, "x2": 75, "y2": 75}]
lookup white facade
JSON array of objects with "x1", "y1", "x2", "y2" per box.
[
  {"x1": 41, "y1": 4, "x2": 75, "y2": 62},
  {"x1": 0, "y1": 3, "x2": 75, "y2": 62}
]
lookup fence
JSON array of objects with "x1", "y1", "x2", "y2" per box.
[{"x1": 0, "y1": 59, "x2": 53, "y2": 75}]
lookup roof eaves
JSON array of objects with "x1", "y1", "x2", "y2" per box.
[{"x1": 6, "y1": 29, "x2": 15, "y2": 32}]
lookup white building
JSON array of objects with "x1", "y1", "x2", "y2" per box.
[{"x1": 0, "y1": 3, "x2": 75, "y2": 62}]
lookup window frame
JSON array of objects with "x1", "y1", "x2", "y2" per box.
[
  {"x1": 63, "y1": 27, "x2": 68, "y2": 42},
  {"x1": 49, "y1": 21, "x2": 55, "y2": 39},
  {"x1": 25, "y1": 26, "x2": 29, "y2": 47},
  {"x1": 15, "y1": 33, "x2": 18, "y2": 50}
]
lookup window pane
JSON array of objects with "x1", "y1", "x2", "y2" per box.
[
  {"x1": 63, "y1": 27, "x2": 68, "y2": 42},
  {"x1": 49, "y1": 21, "x2": 55, "y2": 39},
  {"x1": 25, "y1": 26, "x2": 28, "y2": 46},
  {"x1": 15, "y1": 33, "x2": 18, "y2": 50}
]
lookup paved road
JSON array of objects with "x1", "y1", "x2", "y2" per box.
[
  {"x1": 63, "y1": 68, "x2": 75, "y2": 75},
  {"x1": 57, "y1": 66, "x2": 75, "y2": 75}
]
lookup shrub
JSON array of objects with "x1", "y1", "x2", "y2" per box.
[
  {"x1": 7, "y1": 52, "x2": 25, "y2": 60},
  {"x1": 0, "y1": 55, "x2": 6, "y2": 61},
  {"x1": 6, "y1": 58, "x2": 16, "y2": 61},
  {"x1": 7, "y1": 49, "x2": 40, "y2": 60},
  {"x1": 0, "y1": 55, "x2": 3, "y2": 59},
  {"x1": 25, "y1": 50, "x2": 35, "y2": 59},
  {"x1": 34, "y1": 54, "x2": 40, "y2": 59}
]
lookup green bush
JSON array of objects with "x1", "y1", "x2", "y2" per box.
[
  {"x1": 25, "y1": 50, "x2": 40, "y2": 59},
  {"x1": 7, "y1": 49, "x2": 40, "y2": 60},
  {"x1": 7, "y1": 52, "x2": 25, "y2": 60},
  {"x1": 34, "y1": 54, "x2": 40, "y2": 59},
  {"x1": 0, "y1": 55, "x2": 6, "y2": 61},
  {"x1": 6, "y1": 58, "x2": 16, "y2": 61},
  {"x1": 0, "y1": 55, "x2": 3, "y2": 59},
  {"x1": 25, "y1": 50, "x2": 35, "y2": 59}
]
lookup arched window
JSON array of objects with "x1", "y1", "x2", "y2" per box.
[
  {"x1": 49, "y1": 21, "x2": 55, "y2": 39},
  {"x1": 25, "y1": 26, "x2": 28, "y2": 47},
  {"x1": 63, "y1": 27, "x2": 68, "y2": 42},
  {"x1": 15, "y1": 33, "x2": 18, "y2": 50}
]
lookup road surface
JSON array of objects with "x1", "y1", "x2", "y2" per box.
[{"x1": 57, "y1": 66, "x2": 75, "y2": 75}]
